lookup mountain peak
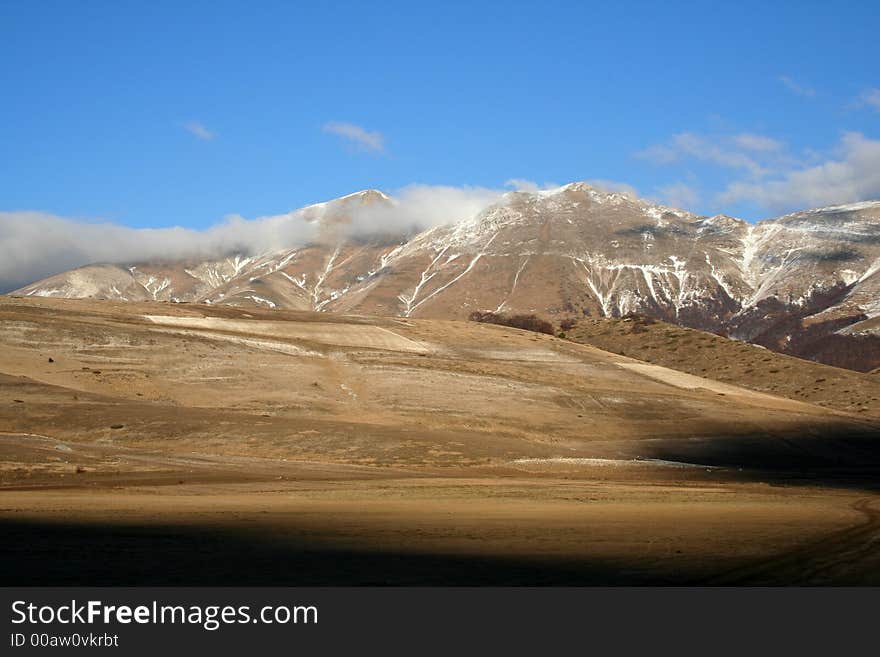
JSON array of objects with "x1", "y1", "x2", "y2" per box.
[
  {"x1": 341, "y1": 189, "x2": 391, "y2": 201},
  {"x1": 300, "y1": 189, "x2": 391, "y2": 213},
  {"x1": 12, "y1": 185, "x2": 880, "y2": 373}
]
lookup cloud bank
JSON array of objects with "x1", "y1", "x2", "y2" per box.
[
  {"x1": 0, "y1": 184, "x2": 507, "y2": 292},
  {"x1": 0, "y1": 211, "x2": 317, "y2": 293},
  {"x1": 638, "y1": 132, "x2": 781, "y2": 177},
  {"x1": 718, "y1": 132, "x2": 880, "y2": 211},
  {"x1": 656, "y1": 182, "x2": 699, "y2": 210},
  {"x1": 354, "y1": 184, "x2": 505, "y2": 237},
  {"x1": 640, "y1": 129, "x2": 880, "y2": 213}
]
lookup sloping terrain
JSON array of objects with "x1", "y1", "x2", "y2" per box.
[
  {"x1": 565, "y1": 315, "x2": 880, "y2": 417},
  {"x1": 2, "y1": 297, "x2": 880, "y2": 585},
  {"x1": 2, "y1": 296, "x2": 876, "y2": 471}
]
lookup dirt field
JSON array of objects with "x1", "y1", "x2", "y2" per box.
[{"x1": 2, "y1": 297, "x2": 879, "y2": 585}]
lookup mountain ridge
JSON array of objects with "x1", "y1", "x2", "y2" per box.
[{"x1": 11, "y1": 183, "x2": 880, "y2": 371}]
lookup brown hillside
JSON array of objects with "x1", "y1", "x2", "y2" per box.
[{"x1": 565, "y1": 315, "x2": 880, "y2": 417}]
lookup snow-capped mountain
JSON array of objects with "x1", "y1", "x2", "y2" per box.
[{"x1": 12, "y1": 183, "x2": 880, "y2": 371}]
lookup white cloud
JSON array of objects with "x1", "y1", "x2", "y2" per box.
[
  {"x1": 858, "y1": 87, "x2": 880, "y2": 112},
  {"x1": 505, "y1": 178, "x2": 637, "y2": 198},
  {"x1": 182, "y1": 121, "x2": 216, "y2": 141},
  {"x1": 732, "y1": 133, "x2": 784, "y2": 153},
  {"x1": 640, "y1": 128, "x2": 880, "y2": 214},
  {"x1": 638, "y1": 132, "x2": 770, "y2": 176},
  {"x1": 323, "y1": 121, "x2": 385, "y2": 153},
  {"x1": 718, "y1": 132, "x2": 880, "y2": 211},
  {"x1": 504, "y1": 178, "x2": 558, "y2": 192},
  {"x1": 0, "y1": 184, "x2": 511, "y2": 292},
  {"x1": 656, "y1": 182, "x2": 700, "y2": 210},
  {"x1": 779, "y1": 75, "x2": 816, "y2": 98},
  {"x1": 348, "y1": 184, "x2": 508, "y2": 239},
  {"x1": 635, "y1": 142, "x2": 678, "y2": 165},
  {"x1": 0, "y1": 210, "x2": 318, "y2": 292},
  {"x1": 586, "y1": 179, "x2": 639, "y2": 198}
]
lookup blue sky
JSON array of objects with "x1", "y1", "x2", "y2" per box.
[{"x1": 2, "y1": 0, "x2": 879, "y2": 230}]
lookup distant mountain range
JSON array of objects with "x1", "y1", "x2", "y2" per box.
[{"x1": 12, "y1": 183, "x2": 880, "y2": 372}]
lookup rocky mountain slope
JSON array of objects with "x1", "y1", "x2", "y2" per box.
[{"x1": 11, "y1": 184, "x2": 880, "y2": 371}]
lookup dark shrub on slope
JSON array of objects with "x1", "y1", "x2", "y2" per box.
[{"x1": 468, "y1": 311, "x2": 554, "y2": 335}]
